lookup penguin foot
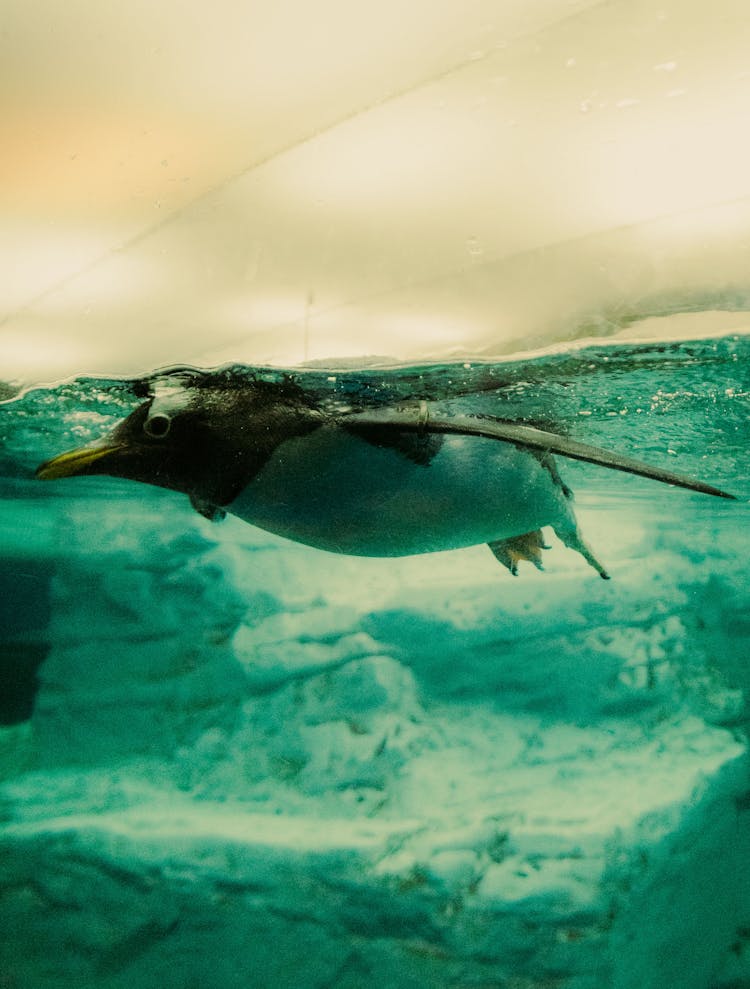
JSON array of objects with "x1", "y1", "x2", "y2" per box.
[{"x1": 488, "y1": 530, "x2": 549, "y2": 576}]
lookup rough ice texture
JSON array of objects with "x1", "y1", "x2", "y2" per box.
[{"x1": 1, "y1": 487, "x2": 750, "y2": 988}]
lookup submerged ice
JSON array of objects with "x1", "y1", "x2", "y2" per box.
[{"x1": 1, "y1": 336, "x2": 750, "y2": 989}]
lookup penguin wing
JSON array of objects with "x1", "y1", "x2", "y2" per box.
[
  {"x1": 343, "y1": 405, "x2": 736, "y2": 500},
  {"x1": 344, "y1": 422, "x2": 444, "y2": 465}
]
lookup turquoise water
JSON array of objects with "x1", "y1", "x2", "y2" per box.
[{"x1": 0, "y1": 335, "x2": 749, "y2": 989}]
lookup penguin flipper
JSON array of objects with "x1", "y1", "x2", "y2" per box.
[
  {"x1": 345, "y1": 423, "x2": 444, "y2": 465},
  {"x1": 189, "y1": 493, "x2": 227, "y2": 522},
  {"x1": 344, "y1": 408, "x2": 736, "y2": 500}
]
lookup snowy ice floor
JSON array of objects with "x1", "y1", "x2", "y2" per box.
[{"x1": 1, "y1": 487, "x2": 750, "y2": 988}]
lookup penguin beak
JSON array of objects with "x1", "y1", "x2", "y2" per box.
[{"x1": 36, "y1": 443, "x2": 125, "y2": 480}]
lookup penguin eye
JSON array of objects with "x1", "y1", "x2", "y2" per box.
[{"x1": 144, "y1": 413, "x2": 172, "y2": 439}]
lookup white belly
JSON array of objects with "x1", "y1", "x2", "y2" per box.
[{"x1": 229, "y1": 425, "x2": 573, "y2": 557}]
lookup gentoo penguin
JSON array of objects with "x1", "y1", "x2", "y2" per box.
[{"x1": 36, "y1": 373, "x2": 734, "y2": 578}]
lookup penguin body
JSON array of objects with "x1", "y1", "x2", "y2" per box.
[
  {"x1": 35, "y1": 374, "x2": 734, "y2": 579},
  {"x1": 229, "y1": 425, "x2": 573, "y2": 557}
]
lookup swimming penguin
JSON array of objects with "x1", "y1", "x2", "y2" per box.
[{"x1": 35, "y1": 373, "x2": 734, "y2": 579}]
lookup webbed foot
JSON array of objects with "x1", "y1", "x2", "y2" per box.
[{"x1": 488, "y1": 530, "x2": 550, "y2": 576}]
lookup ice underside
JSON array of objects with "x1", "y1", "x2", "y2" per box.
[{"x1": 1, "y1": 479, "x2": 750, "y2": 989}]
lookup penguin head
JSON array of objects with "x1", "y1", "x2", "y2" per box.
[{"x1": 36, "y1": 375, "x2": 322, "y2": 506}]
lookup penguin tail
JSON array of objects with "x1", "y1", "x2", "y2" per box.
[{"x1": 552, "y1": 522, "x2": 611, "y2": 580}]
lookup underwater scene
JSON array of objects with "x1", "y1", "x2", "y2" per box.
[{"x1": 1, "y1": 333, "x2": 749, "y2": 989}]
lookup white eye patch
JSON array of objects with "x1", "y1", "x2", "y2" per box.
[
  {"x1": 142, "y1": 384, "x2": 192, "y2": 438},
  {"x1": 149, "y1": 384, "x2": 191, "y2": 414}
]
